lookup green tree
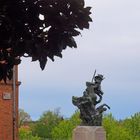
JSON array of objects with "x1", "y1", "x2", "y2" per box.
[
  {"x1": 31, "y1": 108, "x2": 62, "y2": 139},
  {"x1": 52, "y1": 120, "x2": 73, "y2": 140},
  {"x1": 19, "y1": 109, "x2": 32, "y2": 127},
  {"x1": 19, "y1": 126, "x2": 41, "y2": 140},
  {"x1": 51, "y1": 110, "x2": 81, "y2": 140},
  {"x1": 69, "y1": 110, "x2": 81, "y2": 127},
  {"x1": 123, "y1": 112, "x2": 140, "y2": 140},
  {"x1": 103, "y1": 114, "x2": 131, "y2": 140}
]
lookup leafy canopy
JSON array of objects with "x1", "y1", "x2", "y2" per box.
[
  {"x1": 31, "y1": 109, "x2": 62, "y2": 139},
  {"x1": 0, "y1": 0, "x2": 92, "y2": 81},
  {"x1": 19, "y1": 109, "x2": 32, "y2": 127}
]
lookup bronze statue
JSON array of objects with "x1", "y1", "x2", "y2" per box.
[{"x1": 72, "y1": 72, "x2": 110, "y2": 126}]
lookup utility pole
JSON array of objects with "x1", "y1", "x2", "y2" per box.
[{"x1": 12, "y1": 66, "x2": 16, "y2": 140}]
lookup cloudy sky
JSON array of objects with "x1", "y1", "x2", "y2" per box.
[{"x1": 19, "y1": 0, "x2": 140, "y2": 120}]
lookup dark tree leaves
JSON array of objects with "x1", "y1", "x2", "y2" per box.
[{"x1": 0, "y1": 0, "x2": 92, "y2": 81}]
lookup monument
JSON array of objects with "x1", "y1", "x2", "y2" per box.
[{"x1": 72, "y1": 71, "x2": 110, "y2": 140}]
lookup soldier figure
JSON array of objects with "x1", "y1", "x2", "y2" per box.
[{"x1": 72, "y1": 72, "x2": 110, "y2": 126}]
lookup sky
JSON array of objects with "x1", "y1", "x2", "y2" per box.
[{"x1": 19, "y1": 0, "x2": 140, "y2": 120}]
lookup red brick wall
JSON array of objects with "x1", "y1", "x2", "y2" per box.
[{"x1": 0, "y1": 68, "x2": 20, "y2": 140}]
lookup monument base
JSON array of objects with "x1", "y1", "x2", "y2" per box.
[{"x1": 72, "y1": 126, "x2": 106, "y2": 140}]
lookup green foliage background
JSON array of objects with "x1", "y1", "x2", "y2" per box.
[{"x1": 19, "y1": 109, "x2": 140, "y2": 140}]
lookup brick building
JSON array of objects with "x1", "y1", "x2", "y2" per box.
[{"x1": 0, "y1": 67, "x2": 20, "y2": 140}]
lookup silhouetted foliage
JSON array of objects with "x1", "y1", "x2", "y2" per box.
[{"x1": 0, "y1": 0, "x2": 92, "y2": 81}]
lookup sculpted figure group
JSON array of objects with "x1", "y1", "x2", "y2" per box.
[{"x1": 72, "y1": 72, "x2": 110, "y2": 126}]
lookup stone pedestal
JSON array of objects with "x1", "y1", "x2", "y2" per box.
[{"x1": 72, "y1": 126, "x2": 106, "y2": 140}]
